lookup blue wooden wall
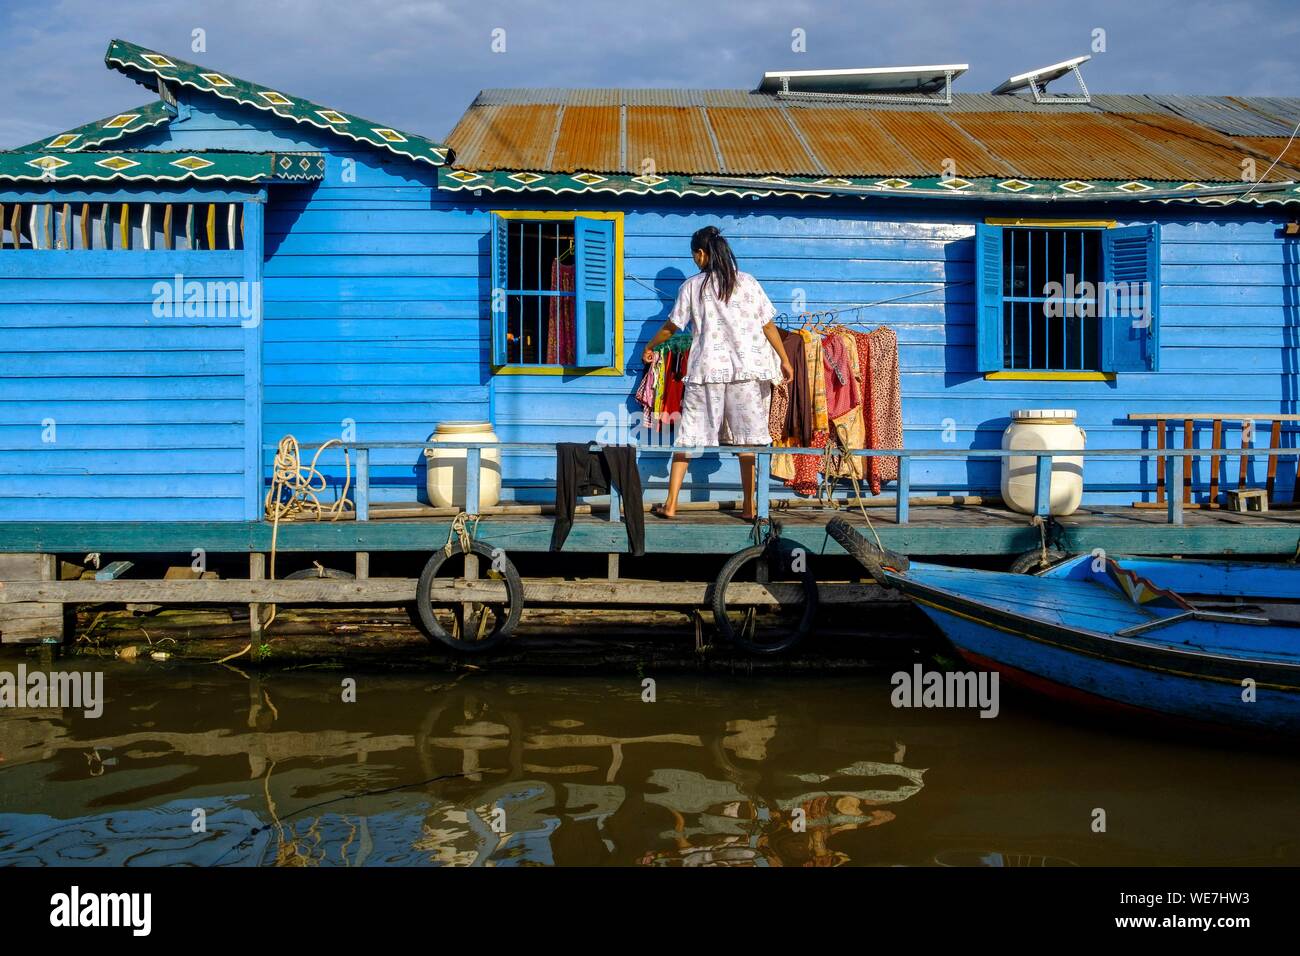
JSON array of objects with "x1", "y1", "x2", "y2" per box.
[
  {"x1": 0, "y1": 246, "x2": 253, "y2": 520},
  {"x1": 5, "y1": 85, "x2": 1297, "y2": 520}
]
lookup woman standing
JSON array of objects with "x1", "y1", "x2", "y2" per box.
[{"x1": 642, "y1": 226, "x2": 794, "y2": 521}]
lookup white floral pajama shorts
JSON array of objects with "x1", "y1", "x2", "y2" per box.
[{"x1": 675, "y1": 380, "x2": 773, "y2": 448}]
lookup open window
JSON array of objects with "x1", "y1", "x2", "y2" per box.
[
  {"x1": 975, "y1": 221, "x2": 1160, "y2": 377},
  {"x1": 490, "y1": 211, "x2": 622, "y2": 373}
]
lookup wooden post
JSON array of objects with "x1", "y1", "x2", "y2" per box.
[
  {"x1": 1266, "y1": 419, "x2": 1282, "y2": 503},
  {"x1": 607, "y1": 479, "x2": 621, "y2": 581},
  {"x1": 895, "y1": 455, "x2": 910, "y2": 525},
  {"x1": 756, "y1": 451, "x2": 771, "y2": 520},
  {"x1": 1154, "y1": 417, "x2": 1166, "y2": 504},
  {"x1": 1182, "y1": 418, "x2": 1194, "y2": 506},
  {"x1": 0, "y1": 554, "x2": 63, "y2": 644},
  {"x1": 354, "y1": 447, "x2": 370, "y2": 521},
  {"x1": 1209, "y1": 418, "x2": 1223, "y2": 506},
  {"x1": 249, "y1": 552, "x2": 265, "y2": 656},
  {"x1": 465, "y1": 447, "x2": 481, "y2": 514},
  {"x1": 1167, "y1": 456, "x2": 1184, "y2": 525},
  {"x1": 355, "y1": 552, "x2": 369, "y2": 580},
  {"x1": 1034, "y1": 454, "x2": 1053, "y2": 518}
]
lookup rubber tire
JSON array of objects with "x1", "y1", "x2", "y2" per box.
[
  {"x1": 711, "y1": 542, "x2": 818, "y2": 656},
  {"x1": 285, "y1": 567, "x2": 355, "y2": 580},
  {"x1": 1009, "y1": 548, "x2": 1072, "y2": 575},
  {"x1": 416, "y1": 541, "x2": 523, "y2": 654}
]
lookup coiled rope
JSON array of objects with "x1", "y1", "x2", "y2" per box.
[
  {"x1": 258, "y1": 436, "x2": 353, "y2": 633},
  {"x1": 443, "y1": 511, "x2": 481, "y2": 557}
]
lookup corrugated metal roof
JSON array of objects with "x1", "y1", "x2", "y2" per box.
[
  {"x1": 549, "y1": 105, "x2": 621, "y2": 172},
  {"x1": 707, "y1": 105, "x2": 822, "y2": 176},
  {"x1": 624, "y1": 106, "x2": 720, "y2": 174},
  {"x1": 1144, "y1": 95, "x2": 1295, "y2": 136},
  {"x1": 1231, "y1": 96, "x2": 1300, "y2": 129},
  {"x1": 446, "y1": 88, "x2": 1300, "y2": 184}
]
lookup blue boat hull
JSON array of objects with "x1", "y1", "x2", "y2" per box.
[{"x1": 895, "y1": 572, "x2": 1300, "y2": 736}]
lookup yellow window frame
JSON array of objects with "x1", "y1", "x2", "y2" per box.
[
  {"x1": 983, "y1": 217, "x2": 1118, "y2": 382},
  {"x1": 490, "y1": 209, "x2": 624, "y2": 376}
]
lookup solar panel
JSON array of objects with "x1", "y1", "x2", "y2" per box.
[
  {"x1": 993, "y1": 56, "x2": 1091, "y2": 98},
  {"x1": 758, "y1": 64, "x2": 968, "y2": 98}
]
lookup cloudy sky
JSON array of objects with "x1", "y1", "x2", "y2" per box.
[{"x1": 1, "y1": 0, "x2": 1296, "y2": 148}]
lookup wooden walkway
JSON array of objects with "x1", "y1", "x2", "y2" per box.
[{"x1": 0, "y1": 502, "x2": 1297, "y2": 558}]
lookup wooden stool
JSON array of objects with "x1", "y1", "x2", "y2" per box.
[{"x1": 1226, "y1": 488, "x2": 1269, "y2": 513}]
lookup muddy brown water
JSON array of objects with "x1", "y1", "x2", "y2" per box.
[{"x1": 0, "y1": 659, "x2": 1296, "y2": 867}]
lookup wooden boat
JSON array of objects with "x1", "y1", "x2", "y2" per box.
[{"x1": 826, "y1": 518, "x2": 1300, "y2": 735}]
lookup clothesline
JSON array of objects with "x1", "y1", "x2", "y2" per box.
[{"x1": 624, "y1": 273, "x2": 973, "y2": 329}]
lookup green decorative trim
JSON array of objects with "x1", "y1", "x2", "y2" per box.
[
  {"x1": 0, "y1": 151, "x2": 325, "y2": 183},
  {"x1": 14, "y1": 100, "x2": 174, "y2": 152},
  {"x1": 105, "y1": 39, "x2": 451, "y2": 167},
  {"x1": 439, "y1": 168, "x2": 1300, "y2": 205}
]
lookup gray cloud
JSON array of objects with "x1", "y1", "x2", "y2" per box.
[{"x1": 1, "y1": 0, "x2": 1296, "y2": 148}]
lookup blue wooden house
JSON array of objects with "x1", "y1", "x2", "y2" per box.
[{"x1": 2, "y1": 41, "x2": 1299, "y2": 525}]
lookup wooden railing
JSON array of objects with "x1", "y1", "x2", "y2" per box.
[
  {"x1": 271, "y1": 442, "x2": 1300, "y2": 528},
  {"x1": 1127, "y1": 414, "x2": 1300, "y2": 509},
  {"x1": 1, "y1": 200, "x2": 244, "y2": 250}
]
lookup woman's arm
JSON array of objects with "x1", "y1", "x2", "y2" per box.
[
  {"x1": 642, "y1": 319, "x2": 678, "y2": 364},
  {"x1": 763, "y1": 322, "x2": 795, "y2": 383}
]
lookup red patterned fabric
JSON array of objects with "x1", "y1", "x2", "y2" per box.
[
  {"x1": 547, "y1": 261, "x2": 576, "y2": 365},
  {"x1": 853, "y1": 327, "x2": 902, "y2": 495},
  {"x1": 786, "y1": 430, "x2": 828, "y2": 497}
]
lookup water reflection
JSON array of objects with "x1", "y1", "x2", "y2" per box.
[{"x1": 0, "y1": 663, "x2": 1296, "y2": 866}]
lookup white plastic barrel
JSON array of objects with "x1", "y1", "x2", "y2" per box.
[
  {"x1": 1001, "y1": 409, "x2": 1086, "y2": 516},
  {"x1": 424, "y1": 421, "x2": 501, "y2": 509}
]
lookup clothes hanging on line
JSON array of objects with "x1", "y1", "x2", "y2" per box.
[
  {"x1": 635, "y1": 332, "x2": 692, "y2": 430},
  {"x1": 546, "y1": 260, "x2": 576, "y2": 365},
  {"x1": 855, "y1": 326, "x2": 902, "y2": 495},
  {"x1": 551, "y1": 443, "x2": 645, "y2": 556},
  {"x1": 771, "y1": 323, "x2": 902, "y2": 496}
]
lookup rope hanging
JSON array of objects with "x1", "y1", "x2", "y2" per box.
[{"x1": 258, "y1": 436, "x2": 354, "y2": 632}]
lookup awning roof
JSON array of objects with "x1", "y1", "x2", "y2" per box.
[
  {"x1": 14, "y1": 101, "x2": 175, "y2": 152},
  {"x1": 104, "y1": 39, "x2": 452, "y2": 166},
  {"x1": 0, "y1": 151, "x2": 326, "y2": 183}
]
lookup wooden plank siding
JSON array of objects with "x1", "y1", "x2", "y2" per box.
[{"x1": 0, "y1": 248, "x2": 251, "y2": 520}]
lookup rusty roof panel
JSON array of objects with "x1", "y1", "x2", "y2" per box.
[
  {"x1": 548, "y1": 105, "x2": 622, "y2": 172},
  {"x1": 1108, "y1": 111, "x2": 1287, "y2": 181},
  {"x1": 939, "y1": 111, "x2": 1249, "y2": 181},
  {"x1": 1234, "y1": 135, "x2": 1300, "y2": 172},
  {"x1": 447, "y1": 91, "x2": 1300, "y2": 184},
  {"x1": 624, "y1": 106, "x2": 719, "y2": 174},
  {"x1": 866, "y1": 111, "x2": 1007, "y2": 178},
  {"x1": 705, "y1": 107, "x2": 820, "y2": 176},
  {"x1": 444, "y1": 104, "x2": 558, "y2": 171},
  {"x1": 787, "y1": 109, "x2": 924, "y2": 177}
]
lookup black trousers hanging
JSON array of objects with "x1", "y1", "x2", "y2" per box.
[{"x1": 551, "y1": 444, "x2": 645, "y2": 556}]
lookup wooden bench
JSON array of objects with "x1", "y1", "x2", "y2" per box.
[{"x1": 1128, "y1": 414, "x2": 1300, "y2": 510}]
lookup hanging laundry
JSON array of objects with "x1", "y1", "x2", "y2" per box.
[
  {"x1": 551, "y1": 443, "x2": 645, "y2": 555},
  {"x1": 785, "y1": 330, "x2": 828, "y2": 495},
  {"x1": 635, "y1": 354, "x2": 660, "y2": 429},
  {"x1": 857, "y1": 326, "x2": 903, "y2": 495},
  {"x1": 546, "y1": 260, "x2": 577, "y2": 365},
  {"x1": 822, "y1": 331, "x2": 861, "y2": 421},
  {"x1": 829, "y1": 330, "x2": 866, "y2": 479},
  {"x1": 787, "y1": 430, "x2": 829, "y2": 497}
]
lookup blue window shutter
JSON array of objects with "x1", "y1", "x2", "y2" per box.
[
  {"x1": 1101, "y1": 223, "x2": 1160, "y2": 372},
  {"x1": 974, "y1": 223, "x2": 1004, "y2": 372},
  {"x1": 489, "y1": 213, "x2": 508, "y2": 366},
  {"x1": 574, "y1": 216, "x2": 615, "y2": 367}
]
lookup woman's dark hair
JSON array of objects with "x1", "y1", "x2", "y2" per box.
[{"x1": 690, "y1": 225, "x2": 739, "y2": 304}]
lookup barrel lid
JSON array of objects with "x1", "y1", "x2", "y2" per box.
[
  {"x1": 1012, "y1": 408, "x2": 1077, "y2": 421},
  {"x1": 436, "y1": 420, "x2": 493, "y2": 433}
]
